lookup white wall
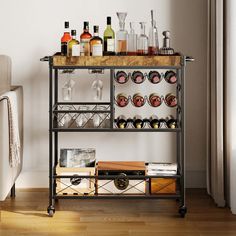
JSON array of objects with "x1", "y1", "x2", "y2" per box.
[{"x1": 0, "y1": 0, "x2": 208, "y2": 188}]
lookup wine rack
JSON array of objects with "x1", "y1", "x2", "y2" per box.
[{"x1": 41, "y1": 54, "x2": 194, "y2": 217}]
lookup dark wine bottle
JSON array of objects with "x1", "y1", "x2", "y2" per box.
[
  {"x1": 148, "y1": 71, "x2": 161, "y2": 84},
  {"x1": 166, "y1": 115, "x2": 177, "y2": 129},
  {"x1": 116, "y1": 115, "x2": 128, "y2": 129},
  {"x1": 165, "y1": 71, "x2": 177, "y2": 84},
  {"x1": 149, "y1": 115, "x2": 160, "y2": 129},
  {"x1": 131, "y1": 71, "x2": 145, "y2": 84},
  {"x1": 133, "y1": 115, "x2": 144, "y2": 129}
]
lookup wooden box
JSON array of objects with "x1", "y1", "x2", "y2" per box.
[
  {"x1": 56, "y1": 165, "x2": 95, "y2": 195},
  {"x1": 150, "y1": 178, "x2": 176, "y2": 194},
  {"x1": 97, "y1": 161, "x2": 146, "y2": 195}
]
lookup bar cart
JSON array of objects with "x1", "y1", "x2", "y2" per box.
[{"x1": 41, "y1": 54, "x2": 194, "y2": 217}]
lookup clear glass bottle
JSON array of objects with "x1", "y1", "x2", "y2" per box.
[
  {"x1": 67, "y1": 30, "x2": 80, "y2": 56},
  {"x1": 116, "y1": 12, "x2": 128, "y2": 55},
  {"x1": 148, "y1": 10, "x2": 159, "y2": 55},
  {"x1": 80, "y1": 21, "x2": 92, "y2": 56},
  {"x1": 137, "y1": 22, "x2": 148, "y2": 55},
  {"x1": 90, "y1": 26, "x2": 103, "y2": 56},
  {"x1": 61, "y1": 21, "x2": 72, "y2": 56},
  {"x1": 127, "y1": 22, "x2": 137, "y2": 55},
  {"x1": 103, "y1": 16, "x2": 115, "y2": 55}
]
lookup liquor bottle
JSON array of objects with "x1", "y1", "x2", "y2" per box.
[
  {"x1": 137, "y1": 22, "x2": 148, "y2": 55},
  {"x1": 61, "y1": 21, "x2": 72, "y2": 56},
  {"x1": 90, "y1": 26, "x2": 103, "y2": 56},
  {"x1": 80, "y1": 21, "x2": 92, "y2": 56},
  {"x1": 67, "y1": 30, "x2": 80, "y2": 56},
  {"x1": 149, "y1": 115, "x2": 160, "y2": 129},
  {"x1": 116, "y1": 115, "x2": 128, "y2": 129},
  {"x1": 166, "y1": 116, "x2": 177, "y2": 129},
  {"x1": 103, "y1": 17, "x2": 115, "y2": 55},
  {"x1": 116, "y1": 12, "x2": 128, "y2": 55},
  {"x1": 127, "y1": 22, "x2": 137, "y2": 55},
  {"x1": 148, "y1": 10, "x2": 159, "y2": 55},
  {"x1": 133, "y1": 115, "x2": 144, "y2": 129}
]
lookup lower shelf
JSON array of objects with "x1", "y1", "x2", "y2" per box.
[{"x1": 54, "y1": 193, "x2": 181, "y2": 200}]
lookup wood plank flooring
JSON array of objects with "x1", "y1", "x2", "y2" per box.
[{"x1": 0, "y1": 189, "x2": 236, "y2": 236}]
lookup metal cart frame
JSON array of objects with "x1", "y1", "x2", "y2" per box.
[{"x1": 41, "y1": 55, "x2": 193, "y2": 217}]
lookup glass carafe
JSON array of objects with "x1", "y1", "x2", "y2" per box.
[
  {"x1": 127, "y1": 22, "x2": 137, "y2": 55},
  {"x1": 137, "y1": 22, "x2": 148, "y2": 55},
  {"x1": 148, "y1": 10, "x2": 159, "y2": 55},
  {"x1": 116, "y1": 12, "x2": 128, "y2": 55}
]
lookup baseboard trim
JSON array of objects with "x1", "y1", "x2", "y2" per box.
[{"x1": 16, "y1": 170, "x2": 206, "y2": 188}]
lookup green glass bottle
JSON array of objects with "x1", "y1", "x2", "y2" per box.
[{"x1": 103, "y1": 17, "x2": 115, "y2": 55}]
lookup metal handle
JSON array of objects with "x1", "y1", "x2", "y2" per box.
[
  {"x1": 40, "y1": 56, "x2": 49, "y2": 62},
  {"x1": 185, "y1": 56, "x2": 195, "y2": 62}
]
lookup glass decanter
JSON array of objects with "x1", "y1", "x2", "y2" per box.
[
  {"x1": 148, "y1": 10, "x2": 159, "y2": 55},
  {"x1": 116, "y1": 12, "x2": 128, "y2": 55},
  {"x1": 127, "y1": 22, "x2": 137, "y2": 55},
  {"x1": 137, "y1": 22, "x2": 148, "y2": 55}
]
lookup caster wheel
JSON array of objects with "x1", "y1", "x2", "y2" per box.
[
  {"x1": 47, "y1": 206, "x2": 55, "y2": 217},
  {"x1": 179, "y1": 206, "x2": 187, "y2": 218}
]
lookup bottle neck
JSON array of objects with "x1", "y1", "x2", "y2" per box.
[
  {"x1": 72, "y1": 35, "x2": 76, "y2": 40},
  {"x1": 119, "y1": 22, "x2": 125, "y2": 31},
  {"x1": 141, "y1": 26, "x2": 145, "y2": 35},
  {"x1": 106, "y1": 24, "x2": 111, "y2": 29},
  {"x1": 84, "y1": 27, "x2": 89, "y2": 33},
  {"x1": 94, "y1": 32, "x2": 99, "y2": 37}
]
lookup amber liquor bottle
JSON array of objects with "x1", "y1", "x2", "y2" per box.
[
  {"x1": 90, "y1": 26, "x2": 103, "y2": 56},
  {"x1": 61, "y1": 21, "x2": 72, "y2": 56},
  {"x1": 80, "y1": 22, "x2": 92, "y2": 56}
]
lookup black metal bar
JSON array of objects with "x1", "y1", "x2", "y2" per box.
[
  {"x1": 180, "y1": 56, "x2": 186, "y2": 208},
  {"x1": 57, "y1": 102, "x2": 111, "y2": 105},
  {"x1": 54, "y1": 66, "x2": 182, "y2": 70},
  {"x1": 55, "y1": 194, "x2": 181, "y2": 200},
  {"x1": 110, "y1": 69, "x2": 114, "y2": 128},
  {"x1": 54, "y1": 110, "x2": 111, "y2": 113},
  {"x1": 53, "y1": 174, "x2": 181, "y2": 179},
  {"x1": 51, "y1": 128, "x2": 181, "y2": 132},
  {"x1": 10, "y1": 183, "x2": 16, "y2": 198},
  {"x1": 54, "y1": 69, "x2": 58, "y2": 167},
  {"x1": 49, "y1": 58, "x2": 54, "y2": 209}
]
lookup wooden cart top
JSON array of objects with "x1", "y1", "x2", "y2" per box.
[{"x1": 52, "y1": 55, "x2": 183, "y2": 67}]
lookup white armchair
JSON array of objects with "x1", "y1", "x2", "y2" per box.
[{"x1": 0, "y1": 55, "x2": 23, "y2": 201}]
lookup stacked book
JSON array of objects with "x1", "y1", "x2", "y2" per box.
[{"x1": 147, "y1": 163, "x2": 178, "y2": 176}]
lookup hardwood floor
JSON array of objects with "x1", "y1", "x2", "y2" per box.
[{"x1": 0, "y1": 189, "x2": 236, "y2": 236}]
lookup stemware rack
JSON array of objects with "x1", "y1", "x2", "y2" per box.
[{"x1": 41, "y1": 54, "x2": 194, "y2": 217}]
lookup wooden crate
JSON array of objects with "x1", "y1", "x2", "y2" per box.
[
  {"x1": 96, "y1": 161, "x2": 146, "y2": 195},
  {"x1": 56, "y1": 165, "x2": 95, "y2": 195},
  {"x1": 150, "y1": 178, "x2": 176, "y2": 194}
]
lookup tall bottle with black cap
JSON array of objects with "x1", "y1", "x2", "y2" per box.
[
  {"x1": 103, "y1": 17, "x2": 115, "y2": 55},
  {"x1": 61, "y1": 21, "x2": 72, "y2": 56},
  {"x1": 80, "y1": 22, "x2": 92, "y2": 56},
  {"x1": 90, "y1": 26, "x2": 103, "y2": 56}
]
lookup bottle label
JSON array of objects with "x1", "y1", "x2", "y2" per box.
[
  {"x1": 80, "y1": 39, "x2": 90, "y2": 56},
  {"x1": 107, "y1": 38, "x2": 115, "y2": 52},
  {"x1": 72, "y1": 44, "x2": 80, "y2": 56},
  {"x1": 92, "y1": 44, "x2": 103, "y2": 56}
]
